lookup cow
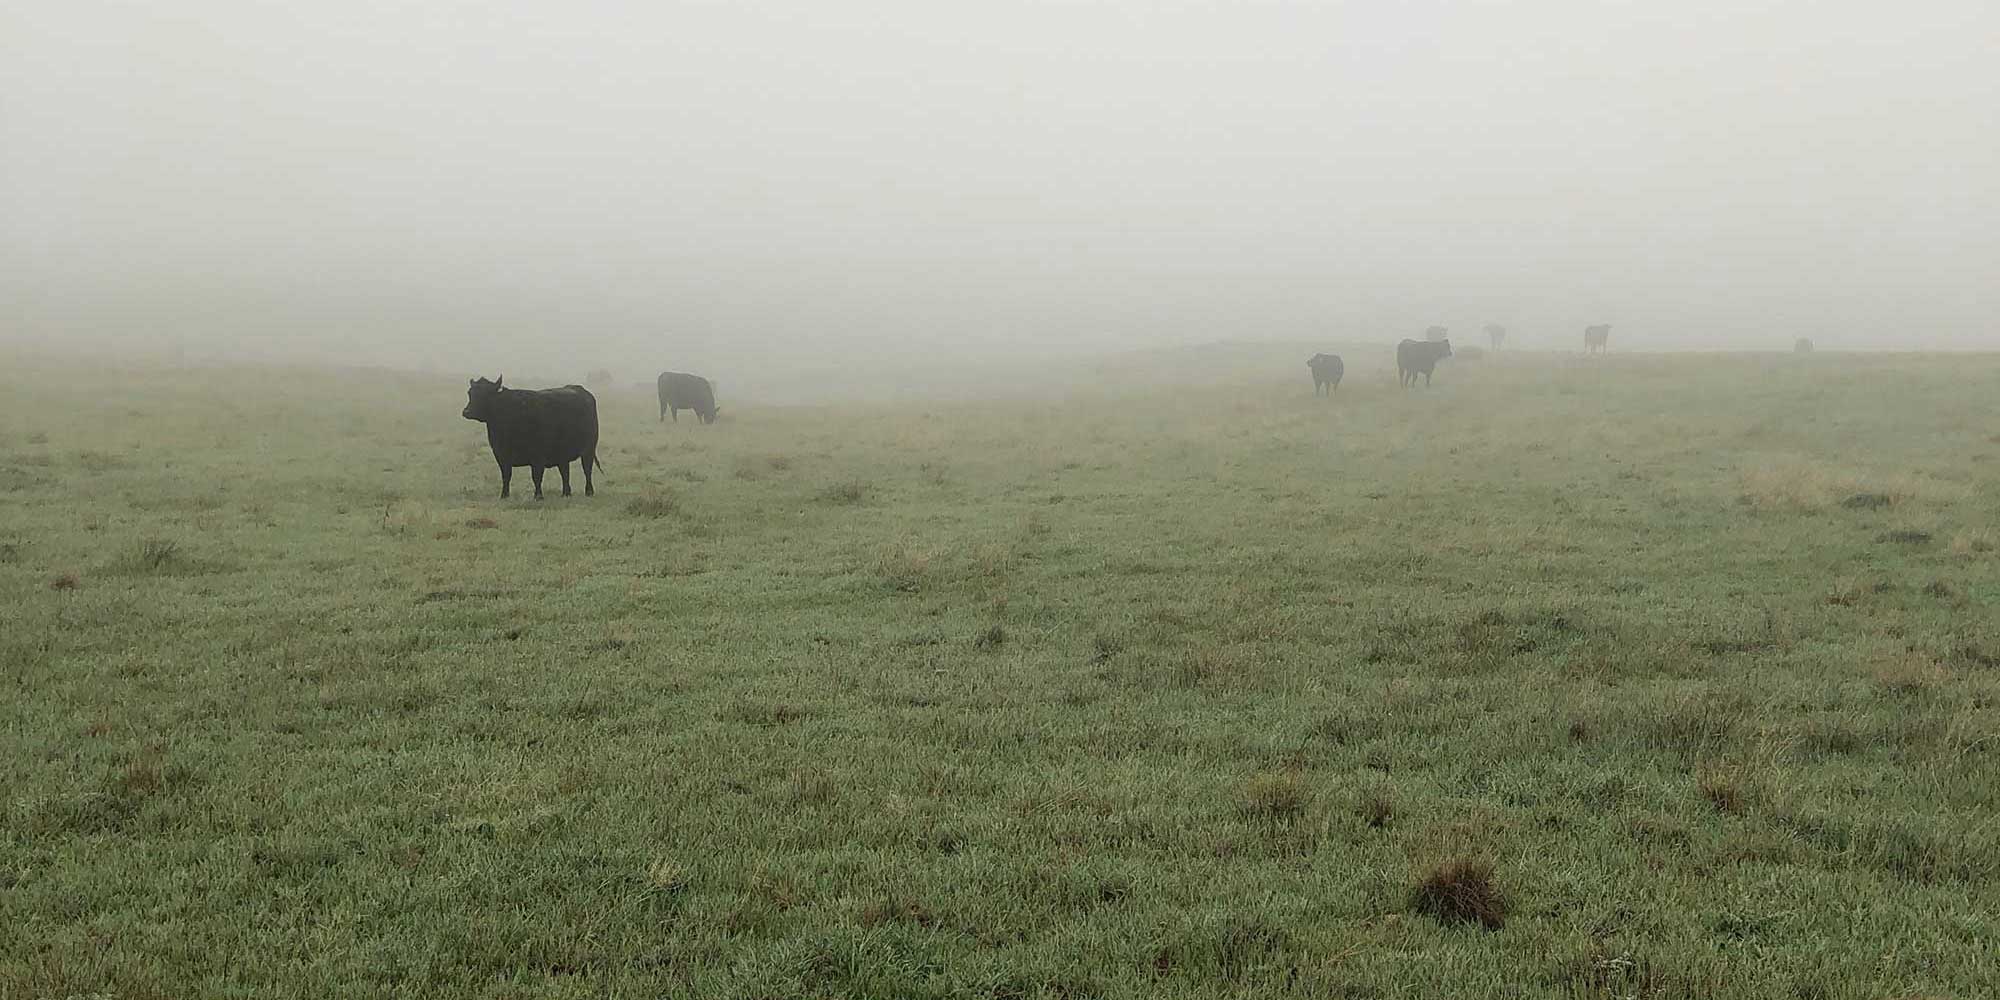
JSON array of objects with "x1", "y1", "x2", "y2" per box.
[
  {"x1": 462, "y1": 377, "x2": 601, "y2": 499},
  {"x1": 1484, "y1": 324, "x2": 1506, "y2": 350},
  {"x1": 1794, "y1": 338, "x2": 1814, "y2": 354},
  {"x1": 1397, "y1": 339, "x2": 1452, "y2": 387},
  {"x1": 1307, "y1": 353, "x2": 1344, "y2": 395},
  {"x1": 657, "y1": 371, "x2": 719, "y2": 424},
  {"x1": 1584, "y1": 324, "x2": 1611, "y2": 353},
  {"x1": 1425, "y1": 325, "x2": 1450, "y2": 343}
]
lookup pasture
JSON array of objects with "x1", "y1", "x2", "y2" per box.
[{"x1": 3, "y1": 348, "x2": 1997, "y2": 998}]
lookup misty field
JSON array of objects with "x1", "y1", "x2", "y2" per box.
[{"x1": 3, "y1": 348, "x2": 1997, "y2": 999}]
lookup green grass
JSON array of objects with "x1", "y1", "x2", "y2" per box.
[{"x1": 3, "y1": 349, "x2": 1998, "y2": 998}]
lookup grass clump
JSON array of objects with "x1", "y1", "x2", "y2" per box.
[
  {"x1": 1874, "y1": 653, "x2": 1945, "y2": 695},
  {"x1": 1697, "y1": 764, "x2": 1750, "y2": 815},
  {"x1": 1411, "y1": 858, "x2": 1508, "y2": 930},
  {"x1": 815, "y1": 480, "x2": 869, "y2": 505},
  {"x1": 131, "y1": 539, "x2": 180, "y2": 571},
  {"x1": 1239, "y1": 772, "x2": 1308, "y2": 821},
  {"x1": 1355, "y1": 786, "x2": 1394, "y2": 829},
  {"x1": 624, "y1": 492, "x2": 680, "y2": 518}
]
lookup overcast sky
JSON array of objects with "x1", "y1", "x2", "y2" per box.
[{"x1": 3, "y1": 0, "x2": 1995, "y2": 374}]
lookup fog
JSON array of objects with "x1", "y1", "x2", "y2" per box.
[{"x1": 4, "y1": 0, "x2": 1996, "y2": 384}]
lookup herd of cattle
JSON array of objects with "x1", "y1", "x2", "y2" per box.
[{"x1": 463, "y1": 324, "x2": 1817, "y2": 497}]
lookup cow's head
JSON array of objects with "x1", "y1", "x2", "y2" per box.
[
  {"x1": 463, "y1": 375, "x2": 502, "y2": 422},
  {"x1": 1439, "y1": 340, "x2": 1453, "y2": 357}
]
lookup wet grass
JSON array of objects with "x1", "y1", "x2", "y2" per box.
[{"x1": 1, "y1": 350, "x2": 1997, "y2": 997}]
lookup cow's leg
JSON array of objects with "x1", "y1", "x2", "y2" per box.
[
  {"x1": 582, "y1": 454, "x2": 595, "y2": 496},
  {"x1": 558, "y1": 462, "x2": 573, "y2": 497},
  {"x1": 530, "y1": 465, "x2": 546, "y2": 500},
  {"x1": 670, "y1": 407, "x2": 679, "y2": 422},
  {"x1": 499, "y1": 464, "x2": 512, "y2": 499}
]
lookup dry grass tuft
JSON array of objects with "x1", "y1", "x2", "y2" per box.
[
  {"x1": 875, "y1": 540, "x2": 934, "y2": 592},
  {"x1": 464, "y1": 516, "x2": 499, "y2": 530},
  {"x1": 1824, "y1": 577, "x2": 1866, "y2": 607},
  {"x1": 787, "y1": 770, "x2": 837, "y2": 806},
  {"x1": 1737, "y1": 459, "x2": 1866, "y2": 511},
  {"x1": 1696, "y1": 764, "x2": 1749, "y2": 815},
  {"x1": 644, "y1": 858, "x2": 692, "y2": 894},
  {"x1": 624, "y1": 492, "x2": 680, "y2": 518},
  {"x1": 857, "y1": 895, "x2": 942, "y2": 929},
  {"x1": 1240, "y1": 772, "x2": 1309, "y2": 820},
  {"x1": 720, "y1": 701, "x2": 815, "y2": 727},
  {"x1": 136, "y1": 538, "x2": 180, "y2": 570},
  {"x1": 1874, "y1": 653, "x2": 1946, "y2": 695},
  {"x1": 1948, "y1": 530, "x2": 1994, "y2": 556},
  {"x1": 1839, "y1": 492, "x2": 1895, "y2": 510},
  {"x1": 815, "y1": 480, "x2": 869, "y2": 505},
  {"x1": 49, "y1": 572, "x2": 79, "y2": 591},
  {"x1": 1411, "y1": 858, "x2": 1507, "y2": 930},
  {"x1": 1355, "y1": 787, "x2": 1394, "y2": 828}
]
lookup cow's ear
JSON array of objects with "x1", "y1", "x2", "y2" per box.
[{"x1": 496, "y1": 374, "x2": 503, "y2": 387}]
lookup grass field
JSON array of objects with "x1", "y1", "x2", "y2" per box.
[{"x1": 3, "y1": 347, "x2": 1997, "y2": 998}]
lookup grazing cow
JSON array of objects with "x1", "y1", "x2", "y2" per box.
[
  {"x1": 1583, "y1": 324, "x2": 1611, "y2": 353},
  {"x1": 1794, "y1": 338, "x2": 1814, "y2": 354},
  {"x1": 1397, "y1": 339, "x2": 1452, "y2": 387},
  {"x1": 1425, "y1": 325, "x2": 1450, "y2": 343},
  {"x1": 657, "y1": 371, "x2": 719, "y2": 424},
  {"x1": 1307, "y1": 353, "x2": 1344, "y2": 395},
  {"x1": 1484, "y1": 324, "x2": 1506, "y2": 350},
  {"x1": 462, "y1": 377, "x2": 601, "y2": 499}
]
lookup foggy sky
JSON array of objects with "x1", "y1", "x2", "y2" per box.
[{"x1": 4, "y1": 0, "x2": 1996, "y2": 376}]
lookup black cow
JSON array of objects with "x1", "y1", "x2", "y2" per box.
[
  {"x1": 1584, "y1": 324, "x2": 1611, "y2": 353},
  {"x1": 1794, "y1": 338, "x2": 1814, "y2": 354},
  {"x1": 461, "y1": 376, "x2": 601, "y2": 499},
  {"x1": 657, "y1": 371, "x2": 718, "y2": 424},
  {"x1": 1425, "y1": 325, "x2": 1450, "y2": 343},
  {"x1": 1397, "y1": 339, "x2": 1452, "y2": 387},
  {"x1": 1484, "y1": 324, "x2": 1506, "y2": 350},
  {"x1": 1308, "y1": 353, "x2": 1344, "y2": 395}
]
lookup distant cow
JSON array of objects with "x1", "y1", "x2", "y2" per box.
[
  {"x1": 1307, "y1": 353, "x2": 1344, "y2": 395},
  {"x1": 657, "y1": 371, "x2": 719, "y2": 424},
  {"x1": 1425, "y1": 325, "x2": 1450, "y2": 343},
  {"x1": 1484, "y1": 324, "x2": 1506, "y2": 350},
  {"x1": 586, "y1": 368, "x2": 615, "y2": 388},
  {"x1": 462, "y1": 376, "x2": 601, "y2": 499},
  {"x1": 1584, "y1": 325, "x2": 1611, "y2": 353},
  {"x1": 1397, "y1": 339, "x2": 1452, "y2": 387},
  {"x1": 1794, "y1": 338, "x2": 1814, "y2": 354}
]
